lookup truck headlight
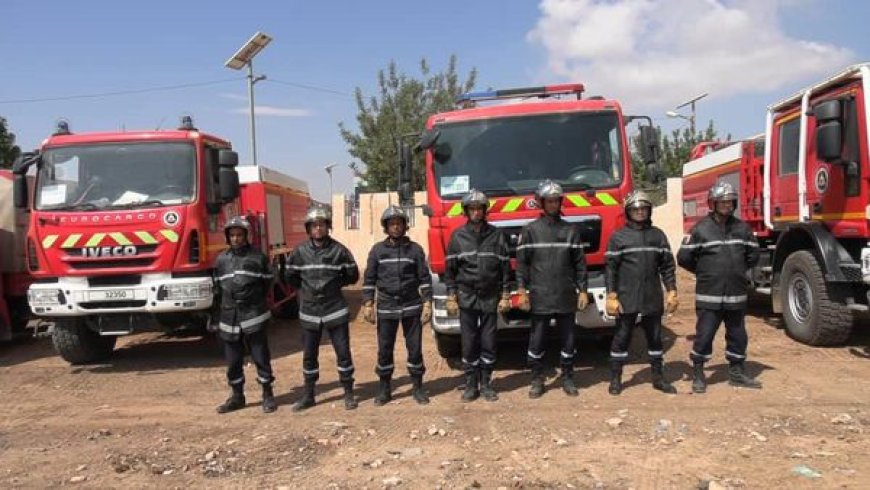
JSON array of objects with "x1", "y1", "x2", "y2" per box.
[
  {"x1": 161, "y1": 283, "x2": 212, "y2": 300},
  {"x1": 28, "y1": 289, "x2": 64, "y2": 306}
]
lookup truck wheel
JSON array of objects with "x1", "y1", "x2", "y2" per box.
[
  {"x1": 52, "y1": 318, "x2": 117, "y2": 365},
  {"x1": 781, "y1": 250, "x2": 853, "y2": 345},
  {"x1": 434, "y1": 332, "x2": 461, "y2": 359}
]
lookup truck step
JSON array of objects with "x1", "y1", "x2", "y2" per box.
[
  {"x1": 754, "y1": 287, "x2": 772, "y2": 295},
  {"x1": 760, "y1": 266, "x2": 772, "y2": 273}
]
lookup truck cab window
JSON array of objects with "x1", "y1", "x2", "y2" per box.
[{"x1": 778, "y1": 118, "x2": 800, "y2": 176}]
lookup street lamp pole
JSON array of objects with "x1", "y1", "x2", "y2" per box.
[
  {"x1": 667, "y1": 93, "x2": 708, "y2": 136},
  {"x1": 225, "y1": 32, "x2": 273, "y2": 166},
  {"x1": 325, "y1": 163, "x2": 338, "y2": 202}
]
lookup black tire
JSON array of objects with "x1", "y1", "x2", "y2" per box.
[
  {"x1": 781, "y1": 250, "x2": 853, "y2": 346},
  {"x1": 272, "y1": 285, "x2": 299, "y2": 320},
  {"x1": 52, "y1": 318, "x2": 117, "y2": 365},
  {"x1": 434, "y1": 332, "x2": 461, "y2": 359}
]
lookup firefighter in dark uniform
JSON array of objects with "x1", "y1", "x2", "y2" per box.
[
  {"x1": 605, "y1": 190, "x2": 679, "y2": 395},
  {"x1": 677, "y1": 181, "x2": 762, "y2": 393},
  {"x1": 285, "y1": 206, "x2": 360, "y2": 411},
  {"x1": 516, "y1": 179, "x2": 589, "y2": 399},
  {"x1": 362, "y1": 205, "x2": 433, "y2": 406},
  {"x1": 444, "y1": 190, "x2": 511, "y2": 402},
  {"x1": 214, "y1": 216, "x2": 277, "y2": 414}
]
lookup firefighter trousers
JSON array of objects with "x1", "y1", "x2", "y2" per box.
[
  {"x1": 301, "y1": 322, "x2": 355, "y2": 383},
  {"x1": 691, "y1": 308, "x2": 749, "y2": 364},
  {"x1": 224, "y1": 328, "x2": 274, "y2": 387},
  {"x1": 609, "y1": 313, "x2": 665, "y2": 363},
  {"x1": 460, "y1": 308, "x2": 497, "y2": 375},
  {"x1": 375, "y1": 315, "x2": 425, "y2": 378},
  {"x1": 527, "y1": 313, "x2": 575, "y2": 372}
]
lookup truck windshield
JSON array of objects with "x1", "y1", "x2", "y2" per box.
[
  {"x1": 35, "y1": 142, "x2": 196, "y2": 210},
  {"x1": 432, "y1": 111, "x2": 624, "y2": 198}
]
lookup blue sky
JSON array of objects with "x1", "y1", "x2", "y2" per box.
[{"x1": 2, "y1": 0, "x2": 867, "y2": 201}]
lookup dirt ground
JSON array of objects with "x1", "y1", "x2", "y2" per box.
[{"x1": 1, "y1": 270, "x2": 868, "y2": 489}]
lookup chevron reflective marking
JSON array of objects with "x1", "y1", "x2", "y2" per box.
[
  {"x1": 85, "y1": 233, "x2": 107, "y2": 247},
  {"x1": 134, "y1": 231, "x2": 158, "y2": 245},
  {"x1": 447, "y1": 202, "x2": 463, "y2": 217},
  {"x1": 501, "y1": 198, "x2": 524, "y2": 212},
  {"x1": 109, "y1": 232, "x2": 133, "y2": 246},
  {"x1": 488, "y1": 199, "x2": 496, "y2": 209},
  {"x1": 42, "y1": 235, "x2": 59, "y2": 249},
  {"x1": 566, "y1": 194, "x2": 590, "y2": 207},
  {"x1": 595, "y1": 192, "x2": 618, "y2": 206},
  {"x1": 160, "y1": 230, "x2": 180, "y2": 243},
  {"x1": 61, "y1": 234, "x2": 83, "y2": 248}
]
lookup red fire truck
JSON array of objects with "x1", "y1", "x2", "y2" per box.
[
  {"x1": 682, "y1": 63, "x2": 870, "y2": 346},
  {"x1": 0, "y1": 170, "x2": 32, "y2": 342},
  {"x1": 12, "y1": 118, "x2": 309, "y2": 363},
  {"x1": 398, "y1": 84, "x2": 661, "y2": 358}
]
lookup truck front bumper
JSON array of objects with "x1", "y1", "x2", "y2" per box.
[{"x1": 27, "y1": 273, "x2": 213, "y2": 317}]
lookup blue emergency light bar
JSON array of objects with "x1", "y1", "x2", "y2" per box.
[{"x1": 455, "y1": 83, "x2": 585, "y2": 104}]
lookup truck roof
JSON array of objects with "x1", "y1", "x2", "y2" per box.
[
  {"x1": 769, "y1": 62, "x2": 870, "y2": 113},
  {"x1": 41, "y1": 130, "x2": 231, "y2": 148},
  {"x1": 237, "y1": 165, "x2": 309, "y2": 195},
  {"x1": 428, "y1": 98, "x2": 624, "y2": 126}
]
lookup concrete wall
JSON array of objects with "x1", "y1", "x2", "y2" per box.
[
  {"x1": 655, "y1": 178, "x2": 686, "y2": 252},
  {"x1": 331, "y1": 191, "x2": 429, "y2": 265},
  {"x1": 330, "y1": 181, "x2": 686, "y2": 264}
]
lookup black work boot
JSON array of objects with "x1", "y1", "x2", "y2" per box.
[
  {"x1": 411, "y1": 375, "x2": 430, "y2": 405},
  {"x1": 692, "y1": 362, "x2": 707, "y2": 394},
  {"x1": 374, "y1": 376, "x2": 392, "y2": 406},
  {"x1": 651, "y1": 359, "x2": 677, "y2": 394},
  {"x1": 292, "y1": 380, "x2": 316, "y2": 412},
  {"x1": 528, "y1": 369, "x2": 546, "y2": 399},
  {"x1": 341, "y1": 380, "x2": 358, "y2": 410},
  {"x1": 561, "y1": 366, "x2": 579, "y2": 397},
  {"x1": 261, "y1": 383, "x2": 277, "y2": 413},
  {"x1": 608, "y1": 362, "x2": 623, "y2": 396},
  {"x1": 480, "y1": 370, "x2": 498, "y2": 402},
  {"x1": 728, "y1": 362, "x2": 762, "y2": 389},
  {"x1": 461, "y1": 370, "x2": 480, "y2": 402},
  {"x1": 216, "y1": 384, "x2": 246, "y2": 414}
]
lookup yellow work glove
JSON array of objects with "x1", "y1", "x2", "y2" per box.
[
  {"x1": 445, "y1": 294, "x2": 459, "y2": 317},
  {"x1": 517, "y1": 290, "x2": 531, "y2": 312},
  {"x1": 362, "y1": 300, "x2": 376, "y2": 324},
  {"x1": 421, "y1": 301, "x2": 432, "y2": 323},
  {"x1": 665, "y1": 290, "x2": 679, "y2": 314},
  {"x1": 577, "y1": 291, "x2": 589, "y2": 311},
  {"x1": 497, "y1": 292, "x2": 512, "y2": 315},
  {"x1": 606, "y1": 292, "x2": 622, "y2": 316}
]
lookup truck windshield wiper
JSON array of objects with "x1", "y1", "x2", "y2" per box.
[
  {"x1": 43, "y1": 202, "x2": 103, "y2": 211},
  {"x1": 106, "y1": 199, "x2": 165, "y2": 210}
]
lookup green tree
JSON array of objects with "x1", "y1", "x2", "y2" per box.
[
  {"x1": 340, "y1": 56, "x2": 477, "y2": 192},
  {"x1": 631, "y1": 120, "x2": 730, "y2": 202},
  {"x1": 0, "y1": 117, "x2": 21, "y2": 168}
]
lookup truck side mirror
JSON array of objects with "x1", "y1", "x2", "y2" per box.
[
  {"x1": 13, "y1": 174, "x2": 28, "y2": 209},
  {"x1": 816, "y1": 121, "x2": 842, "y2": 162},
  {"x1": 814, "y1": 99, "x2": 841, "y2": 122},
  {"x1": 218, "y1": 149, "x2": 239, "y2": 167},
  {"x1": 219, "y1": 167, "x2": 239, "y2": 201},
  {"x1": 398, "y1": 141, "x2": 413, "y2": 205},
  {"x1": 639, "y1": 125, "x2": 660, "y2": 165}
]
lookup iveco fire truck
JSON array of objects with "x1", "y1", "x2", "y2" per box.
[
  {"x1": 398, "y1": 84, "x2": 661, "y2": 358},
  {"x1": 13, "y1": 118, "x2": 309, "y2": 364},
  {"x1": 682, "y1": 63, "x2": 870, "y2": 346}
]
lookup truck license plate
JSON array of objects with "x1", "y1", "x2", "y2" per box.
[{"x1": 88, "y1": 290, "x2": 134, "y2": 301}]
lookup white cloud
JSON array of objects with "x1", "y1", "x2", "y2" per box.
[
  {"x1": 527, "y1": 0, "x2": 855, "y2": 112},
  {"x1": 230, "y1": 105, "x2": 313, "y2": 117}
]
